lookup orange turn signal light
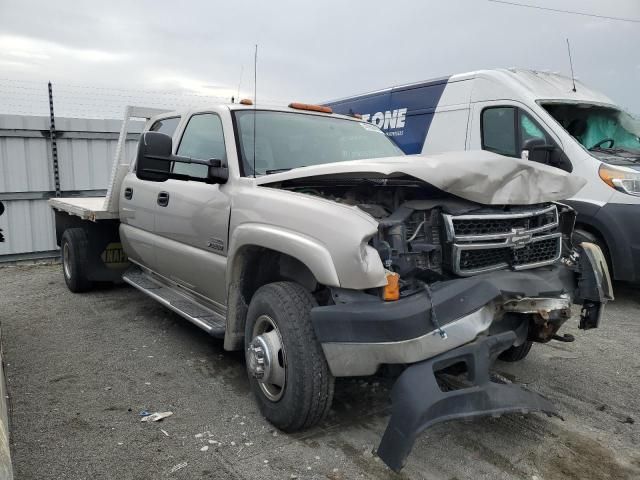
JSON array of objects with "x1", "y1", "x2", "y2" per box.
[
  {"x1": 383, "y1": 272, "x2": 400, "y2": 301},
  {"x1": 288, "y1": 102, "x2": 332, "y2": 114},
  {"x1": 240, "y1": 98, "x2": 254, "y2": 105}
]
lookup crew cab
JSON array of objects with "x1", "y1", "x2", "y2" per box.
[{"x1": 49, "y1": 102, "x2": 612, "y2": 471}]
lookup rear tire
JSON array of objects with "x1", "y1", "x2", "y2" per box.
[
  {"x1": 61, "y1": 228, "x2": 93, "y2": 293},
  {"x1": 498, "y1": 340, "x2": 533, "y2": 362},
  {"x1": 244, "y1": 281, "x2": 334, "y2": 432}
]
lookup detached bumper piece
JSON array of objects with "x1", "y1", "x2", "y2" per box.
[{"x1": 377, "y1": 331, "x2": 558, "y2": 472}]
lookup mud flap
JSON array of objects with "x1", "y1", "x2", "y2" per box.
[{"x1": 377, "y1": 331, "x2": 558, "y2": 471}]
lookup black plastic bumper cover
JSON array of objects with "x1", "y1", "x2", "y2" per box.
[
  {"x1": 377, "y1": 331, "x2": 558, "y2": 472},
  {"x1": 312, "y1": 265, "x2": 577, "y2": 344}
]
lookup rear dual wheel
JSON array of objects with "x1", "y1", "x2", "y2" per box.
[
  {"x1": 244, "y1": 281, "x2": 334, "y2": 432},
  {"x1": 61, "y1": 228, "x2": 93, "y2": 293}
]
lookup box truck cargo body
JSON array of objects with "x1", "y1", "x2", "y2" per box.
[{"x1": 326, "y1": 69, "x2": 640, "y2": 282}]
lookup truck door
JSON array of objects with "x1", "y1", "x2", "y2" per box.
[
  {"x1": 153, "y1": 112, "x2": 230, "y2": 308},
  {"x1": 119, "y1": 117, "x2": 181, "y2": 271}
]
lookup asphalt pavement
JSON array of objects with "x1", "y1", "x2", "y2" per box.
[{"x1": 1, "y1": 264, "x2": 638, "y2": 479}]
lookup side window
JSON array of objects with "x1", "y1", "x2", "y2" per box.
[
  {"x1": 175, "y1": 113, "x2": 226, "y2": 178},
  {"x1": 150, "y1": 117, "x2": 180, "y2": 137},
  {"x1": 519, "y1": 111, "x2": 549, "y2": 145},
  {"x1": 481, "y1": 107, "x2": 517, "y2": 156}
]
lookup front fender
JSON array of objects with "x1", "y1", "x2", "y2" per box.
[{"x1": 228, "y1": 223, "x2": 341, "y2": 287}]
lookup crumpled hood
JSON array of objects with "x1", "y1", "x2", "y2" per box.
[{"x1": 257, "y1": 150, "x2": 587, "y2": 205}]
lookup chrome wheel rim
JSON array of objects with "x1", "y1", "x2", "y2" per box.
[
  {"x1": 63, "y1": 243, "x2": 71, "y2": 279},
  {"x1": 246, "y1": 314, "x2": 286, "y2": 402}
]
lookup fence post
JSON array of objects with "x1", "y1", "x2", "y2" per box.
[{"x1": 48, "y1": 81, "x2": 61, "y2": 198}]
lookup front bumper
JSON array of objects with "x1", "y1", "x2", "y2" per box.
[
  {"x1": 312, "y1": 246, "x2": 612, "y2": 377},
  {"x1": 312, "y1": 264, "x2": 578, "y2": 376}
]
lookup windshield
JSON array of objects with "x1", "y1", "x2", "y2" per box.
[
  {"x1": 543, "y1": 103, "x2": 640, "y2": 153},
  {"x1": 234, "y1": 110, "x2": 403, "y2": 176}
]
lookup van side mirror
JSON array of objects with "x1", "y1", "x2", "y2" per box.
[
  {"x1": 521, "y1": 138, "x2": 572, "y2": 173},
  {"x1": 136, "y1": 131, "x2": 172, "y2": 182}
]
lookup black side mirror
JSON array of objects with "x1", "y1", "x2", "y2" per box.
[
  {"x1": 521, "y1": 138, "x2": 572, "y2": 173},
  {"x1": 136, "y1": 131, "x2": 173, "y2": 182},
  {"x1": 136, "y1": 131, "x2": 230, "y2": 184},
  {"x1": 208, "y1": 159, "x2": 229, "y2": 183}
]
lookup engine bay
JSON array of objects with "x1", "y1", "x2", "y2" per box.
[{"x1": 274, "y1": 176, "x2": 569, "y2": 297}]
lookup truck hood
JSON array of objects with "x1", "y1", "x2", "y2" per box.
[{"x1": 257, "y1": 150, "x2": 587, "y2": 205}]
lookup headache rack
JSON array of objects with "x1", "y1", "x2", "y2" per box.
[{"x1": 443, "y1": 205, "x2": 562, "y2": 276}]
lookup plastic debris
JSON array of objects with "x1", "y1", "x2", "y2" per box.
[
  {"x1": 139, "y1": 410, "x2": 151, "y2": 417},
  {"x1": 169, "y1": 462, "x2": 187, "y2": 474},
  {"x1": 200, "y1": 445, "x2": 209, "y2": 452},
  {"x1": 141, "y1": 411, "x2": 173, "y2": 422},
  {"x1": 161, "y1": 429, "x2": 169, "y2": 437}
]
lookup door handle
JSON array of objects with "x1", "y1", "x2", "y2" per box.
[
  {"x1": 157, "y1": 191, "x2": 170, "y2": 207},
  {"x1": 124, "y1": 187, "x2": 133, "y2": 200}
]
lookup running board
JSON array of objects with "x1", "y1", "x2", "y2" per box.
[{"x1": 122, "y1": 267, "x2": 226, "y2": 338}]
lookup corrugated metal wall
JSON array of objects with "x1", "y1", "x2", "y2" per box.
[{"x1": 0, "y1": 114, "x2": 143, "y2": 261}]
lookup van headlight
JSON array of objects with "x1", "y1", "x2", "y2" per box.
[{"x1": 598, "y1": 164, "x2": 640, "y2": 196}]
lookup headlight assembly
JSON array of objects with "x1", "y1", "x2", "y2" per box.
[{"x1": 598, "y1": 163, "x2": 640, "y2": 196}]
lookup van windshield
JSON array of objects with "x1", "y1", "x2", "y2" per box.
[
  {"x1": 543, "y1": 103, "x2": 640, "y2": 154},
  {"x1": 233, "y1": 110, "x2": 403, "y2": 176}
]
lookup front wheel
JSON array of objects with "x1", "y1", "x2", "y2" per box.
[
  {"x1": 498, "y1": 340, "x2": 533, "y2": 362},
  {"x1": 244, "y1": 281, "x2": 334, "y2": 432}
]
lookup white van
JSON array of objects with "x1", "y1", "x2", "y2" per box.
[{"x1": 326, "y1": 69, "x2": 640, "y2": 282}]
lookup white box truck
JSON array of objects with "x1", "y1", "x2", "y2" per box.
[{"x1": 326, "y1": 69, "x2": 640, "y2": 283}]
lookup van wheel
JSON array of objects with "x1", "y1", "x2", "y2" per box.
[
  {"x1": 61, "y1": 228, "x2": 93, "y2": 293},
  {"x1": 498, "y1": 341, "x2": 533, "y2": 362},
  {"x1": 244, "y1": 281, "x2": 334, "y2": 432}
]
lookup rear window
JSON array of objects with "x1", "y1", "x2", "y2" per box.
[{"x1": 150, "y1": 117, "x2": 180, "y2": 137}]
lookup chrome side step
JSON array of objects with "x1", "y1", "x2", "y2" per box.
[{"x1": 122, "y1": 266, "x2": 226, "y2": 338}]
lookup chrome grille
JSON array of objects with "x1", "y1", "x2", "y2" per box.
[{"x1": 443, "y1": 205, "x2": 562, "y2": 276}]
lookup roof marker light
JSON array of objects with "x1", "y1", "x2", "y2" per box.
[
  {"x1": 288, "y1": 102, "x2": 332, "y2": 114},
  {"x1": 240, "y1": 99, "x2": 253, "y2": 105}
]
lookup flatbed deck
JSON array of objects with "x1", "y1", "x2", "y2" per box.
[{"x1": 48, "y1": 197, "x2": 117, "y2": 222}]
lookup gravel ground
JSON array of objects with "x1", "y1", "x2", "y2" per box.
[{"x1": 0, "y1": 264, "x2": 639, "y2": 480}]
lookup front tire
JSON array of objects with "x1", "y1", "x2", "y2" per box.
[
  {"x1": 244, "y1": 281, "x2": 334, "y2": 432},
  {"x1": 498, "y1": 340, "x2": 533, "y2": 362},
  {"x1": 61, "y1": 228, "x2": 93, "y2": 293}
]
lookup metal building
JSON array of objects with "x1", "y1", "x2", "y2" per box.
[{"x1": 0, "y1": 114, "x2": 143, "y2": 262}]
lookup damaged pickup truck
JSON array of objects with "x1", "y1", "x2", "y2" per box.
[{"x1": 49, "y1": 103, "x2": 613, "y2": 471}]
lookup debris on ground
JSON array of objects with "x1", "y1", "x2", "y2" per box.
[
  {"x1": 140, "y1": 411, "x2": 173, "y2": 422},
  {"x1": 169, "y1": 462, "x2": 187, "y2": 474}
]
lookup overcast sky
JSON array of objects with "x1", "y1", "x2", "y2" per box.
[{"x1": 0, "y1": 0, "x2": 639, "y2": 117}]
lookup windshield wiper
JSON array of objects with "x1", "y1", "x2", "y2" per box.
[{"x1": 265, "y1": 167, "x2": 305, "y2": 175}]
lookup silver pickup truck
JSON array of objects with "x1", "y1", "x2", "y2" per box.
[{"x1": 49, "y1": 102, "x2": 613, "y2": 471}]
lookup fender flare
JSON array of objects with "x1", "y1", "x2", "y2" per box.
[{"x1": 227, "y1": 223, "x2": 341, "y2": 289}]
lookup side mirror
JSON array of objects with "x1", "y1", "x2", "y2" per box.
[
  {"x1": 136, "y1": 131, "x2": 230, "y2": 183},
  {"x1": 136, "y1": 131, "x2": 173, "y2": 182},
  {"x1": 521, "y1": 138, "x2": 572, "y2": 172},
  {"x1": 208, "y1": 159, "x2": 229, "y2": 183},
  {"x1": 521, "y1": 138, "x2": 553, "y2": 163}
]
